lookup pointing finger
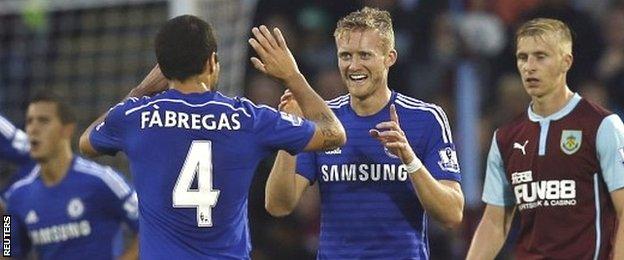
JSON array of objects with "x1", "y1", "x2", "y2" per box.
[{"x1": 390, "y1": 104, "x2": 399, "y2": 124}]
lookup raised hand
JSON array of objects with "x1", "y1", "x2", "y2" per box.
[
  {"x1": 369, "y1": 104, "x2": 416, "y2": 164},
  {"x1": 129, "y1": 64, "x2": 169, "y2": 97},
  {"x1": 248, "y1": 25, "x2": 300, "y2": 83},
  {"x1": 278, "y1": 90, "x2": 303, "y2": 117}
]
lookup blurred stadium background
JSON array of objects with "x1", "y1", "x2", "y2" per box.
[{"x1": 1, "y1": 0, "x2": 623, "y2": 259}]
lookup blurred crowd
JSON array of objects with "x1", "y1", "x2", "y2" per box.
[{"x1": 244, "y1": 0, "x2": 624, "y2": 259}]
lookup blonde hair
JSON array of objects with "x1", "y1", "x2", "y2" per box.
[
  {"x1": 516, "y1": 18, "x2": 573, "y2": 55},
  {"x1": 334, "y1": 7, "x2": 395, "y2": 52}
]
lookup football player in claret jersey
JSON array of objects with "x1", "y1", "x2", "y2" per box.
[
  {"x1": 5, "y1": 91, "x2": 139, "y2": 260},
  {"x1": 265, "y1": 7, "x2": 464, "y2": 259},
  {"x1": 467, "y1": 18, "x2": 624, "y2": 259},
  {"x1": 79, "y1": 15, "x2": 345, "y2": 259}
]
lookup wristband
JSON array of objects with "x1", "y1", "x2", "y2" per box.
[{"x1": 403, "y1": 157, "x2": 423, "y2": 173}]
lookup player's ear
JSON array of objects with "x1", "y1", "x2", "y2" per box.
[
  {"x1": 204, "y1": 52, "x2": 219, "y2": 74},
  {"x1": 62, "y1": 122, "x2": 76, "y2": 139},
  {"x1": 562, "y1": 53, "x2": 573, "y2": 73},
  {"x1": 385, "y1": 49, "x2": 397, "y2": 67}
]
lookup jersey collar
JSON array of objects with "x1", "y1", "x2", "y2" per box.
[
  {"x1": 527, "y1": 92, "x2": 581, "y2": 122},
  {"x1": 348, "y1": 90, "x2": 397, "y2": 119}
]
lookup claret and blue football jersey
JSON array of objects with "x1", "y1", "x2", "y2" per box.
[
  {"x1": 482, "y1": 94, "x2": 624, "y2": 259},
  {"x1": 5, "y1": 156, "x2": 138, "y2": 260},
  {"x1": 296, "y1": 91, "x2": 461, "y2": 259},
  {"x1": 89, "y1": 89, "x2": 315, "y2": 259}
]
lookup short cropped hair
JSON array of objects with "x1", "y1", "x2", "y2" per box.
[
  {"x1": 29, "y1": 90, "x2": 76, "y2": 125},
  {"x1": 516, "y1": 18, "x2": 573, "y2": 55},
  {"x1": 334, "y1": 7, "x2": 395, "y2": 53},
  {"x1": 155, "y1": 15, "x2": 218, "y2": 81}
]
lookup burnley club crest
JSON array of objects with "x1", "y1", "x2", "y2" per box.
[{"x1": 560, "y1": 130, "x2": 582, "y2": 155}]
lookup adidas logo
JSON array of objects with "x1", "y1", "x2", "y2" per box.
[
  {"x1": 25, "y1": 210, "x2": 39, "y2": 224},
  {"x1": 325, "y1": 147, "x2": 342, "y2": 155}
]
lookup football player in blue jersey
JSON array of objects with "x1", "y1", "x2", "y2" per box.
[
  {"x1": 5, "y1": 91, "x2": 139, "y2": 260},
  {"x1": 266, "y1": 7, "x2": 464, "y2": 259},
  {"x1": 79, "y1": 15, "x2": 345, "y2": 259}
]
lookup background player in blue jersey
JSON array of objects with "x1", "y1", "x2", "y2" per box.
[
  {"x1": 5, "y1": 91, "x2": 139, "y2": 260},
  {"x1": 467, "y1": 18, "x2": 624, "y2": 260},
  {"x1": 79, "y1": 15, "x2": 345, "y2": 259},
  {"x1": 265, "y1": 7, "x2": 464, "y2": 259}
]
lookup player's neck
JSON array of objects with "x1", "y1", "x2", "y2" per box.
[
  {"x1": 350, "y1": 87, "x2": 392, "y2": 116},
  {"x1": 173, "y1": 82, "x2": 212, "y2": 94},
  {"x1": 531, "y1": 85, "x2": 574, "y2": 117},
  {"x1": 39, "y1": 145, "x2": 73, "y2": 186},
  {"x1": 172, "y1": 76, "x2": 214, "y2": 94}
]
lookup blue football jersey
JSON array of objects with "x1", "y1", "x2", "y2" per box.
[
  {"x1": 89, "y1": 89, "x2": 315, "y2": 259},
  {"x1": 5, "y1": 156, "x2": 139, "y2": 260},
  {"x1": 296, "y1": 92, "x2": 461, "y2": 259}
]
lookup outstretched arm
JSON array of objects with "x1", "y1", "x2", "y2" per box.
[
  {"x1": 370, "y1": 105, "x2": 464, "y2": 228},
  {"x1": 248, "y1": 25, "x2": 345, "y2": 151},
  {"x1": 79, "y1": 65, "x2": 169, "y2": 157}
]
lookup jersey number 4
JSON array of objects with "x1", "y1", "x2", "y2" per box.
[{"x1": 172, "y1": 141, "x2": 220, "y2": 227}]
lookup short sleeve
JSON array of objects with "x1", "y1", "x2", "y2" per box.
[
  {"x1": 118, "y1": 191, "x2": 139, "y2": 231},
  {"x1": 247, "y1": 101, "x2": 315, "y2": 155},
  {"x1": 482, "y1": 132, "x2": 515, "y2": 206},
  {"x1": 295, "y1": 152, "x2": 317, "y2": 183},
  {"x1": 99, "y1": 167, "x2": 139, "y2": 231},
  {"x1": 89, "y1": 102, "x2": 128, "y2": 155},
  {"x1": 596, "y1": 114, "x2": 624, "y2": 192},
  {"x1": 420, "y1": 109, "x2": 461, "y2": 182}
]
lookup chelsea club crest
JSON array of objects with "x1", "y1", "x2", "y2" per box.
[
  {"x1": 67, "y1": 198, "x2": 85, "y2": 219},
  {"x1": 560, "y1": 130, "x2": 582, "y2": 155}
]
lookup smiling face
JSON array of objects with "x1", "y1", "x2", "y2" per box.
[
  {"x1": 515, "y1": 35, "x2": 572, "y2": 99},
  {"x1": 25, "y1": 102, "x2": 73, "y2": 162},
  {"x1": 335, "y1": 29, "x2": 396, "y2": 100}
]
